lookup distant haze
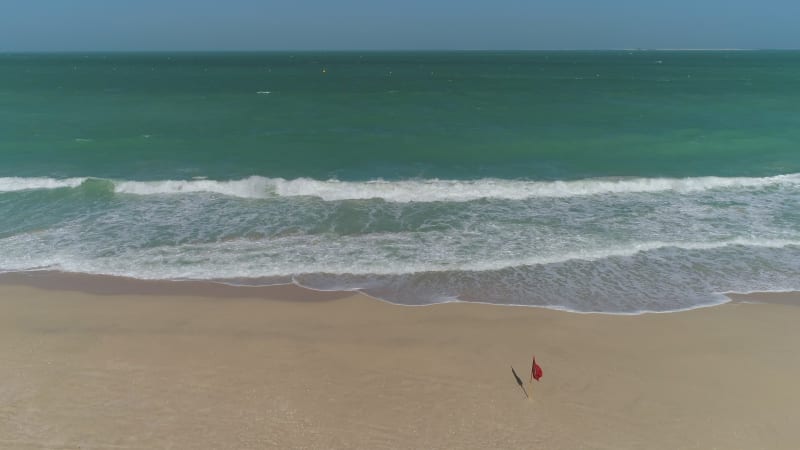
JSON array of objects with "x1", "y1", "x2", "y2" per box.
[{"x1": 2, "y1": 0, "x2": 799, "y2": 51}]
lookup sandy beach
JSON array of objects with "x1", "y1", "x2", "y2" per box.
[{"x1": 1, "y1": 273, "x2": 799, "y2": 449}]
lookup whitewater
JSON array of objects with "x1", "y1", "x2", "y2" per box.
[
  {"x1": 2, "y1": 173, "x2": 800, "y2": 201},
  {"x1": 1, "y1": 173, "x2": 798, "y2": 313}
]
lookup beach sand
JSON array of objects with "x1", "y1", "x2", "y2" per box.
[{"x1": 1, "y1": 274, "x2": 799, "y2": 449}]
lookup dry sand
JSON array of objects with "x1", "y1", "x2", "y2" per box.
[{"x1": 1, "y1": 274, "x2": 799, "y2": 449}]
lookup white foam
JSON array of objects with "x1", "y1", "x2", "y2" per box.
[
  {"x1": 2, "y1": 173, "x2": 799, "y2": 202},
  {"x1": 396, "y1": 237, "x2": 797, "y2": 275},
  {"x1": 114, "y1": 176, "x2": 271, "y2": 198},
  {"x1": 419, "y1": 238, "x2": 800, "y2": 274},
  {"x1": 265, "y1": 174, "x2": 800, "y2": 202},
  {"x1": 0, "y1": 177, "x2": 87, "y2": 192},
  {"x1": 112, "y1": 173, "x2": 800, "y2": 202},
  {"x1": 2, "y1": 225, "x2": 798, "y2": 313},
  {"x1": 2, "y1": 227, "x2": 796, "y2": 279},
  {"x1": 114, "y1": 173, "x2": 800, "y2": 201}
]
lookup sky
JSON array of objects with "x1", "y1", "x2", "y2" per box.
[{"x1": 2, "y1": 0, "x2": 799, "y2": 51}]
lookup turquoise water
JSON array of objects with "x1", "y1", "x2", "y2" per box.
[{"x1": 2, "y1": 51, "x2": 799, "y2": 312}]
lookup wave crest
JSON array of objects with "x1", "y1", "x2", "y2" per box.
[
  {"x1": 1, "y1": 173, "x2": 798, "y2": 202},
  {"x1": 114, "y1": 177, "x2": 271, "y2": 198},
  {"x1": 0, "y1": 177, "x2": 87, "y2": 192},
  {"x1": 266, "y1": 174, "x2": 800, "y2": 201}
]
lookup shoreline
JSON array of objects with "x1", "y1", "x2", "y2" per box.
[
  {"x1": 0, "y1": 270, "x2": 352, "y2": 302},
  {"x1": 1, "y1": 269, "x2": 796, "y2": 313},
  {"x1": 725, "y1": 290, "x2": 800, "y2": 307}
]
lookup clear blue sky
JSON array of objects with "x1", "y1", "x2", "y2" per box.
[{"x1": 2, "y1": 0, "x2": 799, "y2": 51}]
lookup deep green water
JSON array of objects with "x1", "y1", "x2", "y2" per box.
[
  {"x1": 2, "y1": 51, "x2": 800, "y2": 180},
  {"x1": 1, "y1": 51, "x2": 799, "y2": 312}
]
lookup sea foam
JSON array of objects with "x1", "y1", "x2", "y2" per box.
[
  {"x1": 0, "y1": 177, "x2": 87, "y2": 192},
  {"x1": 1, "y1": 173, "x2": 799, "y2": 202},
  {"x1": 1, "y1": 235, "x2": 798, "y2": 313}
]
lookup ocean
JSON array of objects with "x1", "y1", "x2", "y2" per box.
[{"x1": 2, "y1": 51, "x2": 799, "y2": 313}]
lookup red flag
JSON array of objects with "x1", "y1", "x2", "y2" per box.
[{"x1": 531, "y1": 356, "x2": 543, "y2": 381}]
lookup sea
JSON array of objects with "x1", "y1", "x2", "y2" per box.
[{"x1": 1, "y1": 51, "x2": 799, "y2": 313}]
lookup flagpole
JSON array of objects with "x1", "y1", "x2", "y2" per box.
[
  {"x1": 528, "y1": 373, "x2": 533, "y2": 398},
  {"x1": 529, "y1": 355, "x2": 543, "y2": 398}
]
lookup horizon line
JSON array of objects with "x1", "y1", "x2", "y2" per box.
[{"x1": 2, "y1": 48, "x2": 800, "y2": 54}]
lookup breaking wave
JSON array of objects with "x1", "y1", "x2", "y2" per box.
[
  {"x1": 1, "y1": 173, "x2": 799, "y2": 202},
  {"x1": 0, "y1": 177, "x2": 88, "y2": 192}
]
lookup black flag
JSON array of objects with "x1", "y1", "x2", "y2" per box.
[{"x1": 511, "y1": 366, "x2": 529, "y2": 398}]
